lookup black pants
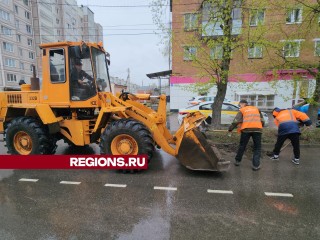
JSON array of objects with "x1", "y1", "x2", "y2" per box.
[
  {"x1": 235, "y1": 132, "x2": 262, "y2": 167},
  {"x1": 272, "y1": 133, "x2": 300, "y2": 159}
]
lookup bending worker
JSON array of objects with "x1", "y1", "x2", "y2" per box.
[
  {"x1": 269, "y1": 107, "x2": 312, "y2": 165},
  {"x1": 228, "y1": 99, "x2": 265, "y2": 171}
]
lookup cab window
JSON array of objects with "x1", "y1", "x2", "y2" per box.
[
  {"x1": 200, "y1": 103, "x2": 212, "y2": 110},
  {"x1": 222, "y1": 104, "x2": 238, "y2": 111},
  {"x1": 49, "y1": 49, "x2": 65, "y2": 83}
]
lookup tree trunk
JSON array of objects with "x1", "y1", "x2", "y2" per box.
[
  {"x1": 210, "y1": 0, "x2": 233, "y2": 129},
  {"x1": 211, "y1": 82, "x2": 228, "y2": 129},
  {"x1": 308, "y1": 62, "x2": 320, "y2": 127}
]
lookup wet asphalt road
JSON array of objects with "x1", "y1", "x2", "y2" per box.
[{"x1": 1, "y1": 114, "x2": 320, "y2": 240}]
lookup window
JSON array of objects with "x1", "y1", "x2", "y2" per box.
[
  {"x1": 15, "y1": 5, "x2": 18, "y2": 14},
  {"x1": 26, "y1": 24, "x2": 32, "y2": 33},
  {"x1": 183, "y1": 46, "x2": 197, "y2": 61},
  {"x1": 222, "y1": 103, "x2": 238, "y2": 111},
  {"x1": 30, "y1": 65, "x2": 33, "y2": 72},
  {"x1": 210, "y1": 44, "x2": 223, "y2": 59},
  {"x1": 25, "y1": 11, "x2": 30, "y2": 19},
  {"x1": 56, "y1": 18, "x2": 59, "y2": 24},
  {"x1": 27, "y1": 38, "x2": 32, "y2": 46},
  {"x1": 184, "y1": 13, "x2": 198, "y2": 31},
  {"x1": 20, "y1": 62, "x2": 24, "y2": 70},
  {"x1": 23, "y1": 0, "x2": 29, "y2": 6},
  {"x1": 248, "y1": 44, "x2": 263, "y2": 58},
  {"x1": 16, "y1": 34, "x2": 21, "y2": 42},
  {"x1": 1, "y1": 0, "x2": 9, "y2": 5},
  {"x1": 3, "y1": 42, "x2": 14, "y2": 52},
  {"x1": 5, "y1": 58, "x2": 16, "y2": 67},
  {"x1": 202, "y1": 0, "x2": 242, "y2": 36},
  {"x1": 286, "y1": 8, "x2": 302, "y2": 24},
  {"x1": 283, "y1": 40, "x2": 303, "y2": 58},
  {"x1": 7, "y1": 73, "x2": 17, "y2": 82},
  {"x1": 200, "y1": 103, "x2": 212, "y2": 110},
  {"x1": 249, "y1": 9, "x2": 265, "y2": 26},
  {"x1": 15, "y1": 20, "x2": 19, "y2": 29},
  {"x1": 29, "y1": 52, "x2": 34, "y2": 59},
  {"x1": 315, "y1": 40, "x2": 320, "y2": 56},
  {"x1": 19, "y1": 48, "x2": 23, "y2": 56},
  {"x1": 57, "y1": 30, "x2": 60, "y2": 36},
  {"x1": 49, "y1": 49, "x2": 65, "y2": 83},
  {"x1": 1, "y1": 26, "x2": 12, "y2": 36},
  {"x1": 237, "y1": 94, "x2": 275, "y2": 109},
  {"x1": 0, "y1": 9, "x2": 10, "y2": 21}
]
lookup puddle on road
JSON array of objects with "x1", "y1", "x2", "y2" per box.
[
  {"x1": 0, "y1": 170, "x2": 14, "y2": 181},
  {"x1": 116, "y1": 181, "x2": 176, "y2": 240}
]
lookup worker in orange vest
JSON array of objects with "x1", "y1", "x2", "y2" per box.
[
  {"x1": 228, "y1": 99, "x2": 265, "y2": 171},
  {"x1": 270, "y1": 107, "x2": 311, "y2": 165}
]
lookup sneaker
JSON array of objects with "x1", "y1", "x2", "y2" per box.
[
  {"x1": 234, "y1": 160, "x2": 240, "y2": 166},
  {"x1": 252, "y1": 165, "x2": 261, "y2": 171},
  {"x1": 270, "y1": 155, "x2": 279, "y2": 160},
  {"x1": 292, "y1": 158, "x2": 300, "y2": 165}
]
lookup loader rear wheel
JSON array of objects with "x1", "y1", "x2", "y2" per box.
[
  {"x1": 100, "y1": 119, "x2": 154, "y2": 161},
  {"x1": 5, "y1": 117, "x2": 56, "y2": 155}
]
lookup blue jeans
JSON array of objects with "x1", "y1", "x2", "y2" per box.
[{"x1": 235, "y1": 132, "x2": 262, "y2": 167}]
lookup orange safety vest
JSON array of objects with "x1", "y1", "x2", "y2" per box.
[
  {"x1": 239, "y1": 106, "x2": 263, "y2": 131},
  {"x1": 274, "y1": 109, "x2": 297, "y2": 126},
  {"x1": 273, "y1": 109, "x2": 309, "y2": 126}
]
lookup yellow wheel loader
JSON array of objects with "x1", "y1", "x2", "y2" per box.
[{"x1": 0, "y1": 41, "x2": 230, "y2": 171}]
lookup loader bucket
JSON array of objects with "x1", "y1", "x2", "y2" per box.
[{"x1": 177, "y1": 128, "x2": 230, "y2": 171}]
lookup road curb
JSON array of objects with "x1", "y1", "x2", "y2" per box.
[
  {"x1": 262, "y1": 143, "x2": 320, "y2": 148},
  {"x1": 211, "y1": 142, "x2": 320, "y2": 149}
]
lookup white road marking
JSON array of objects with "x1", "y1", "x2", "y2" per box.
[
  {"x1": 104, "y1": 184, "x2": 127, "y2": 188},
  {"x1": 264, "y1": 192, "x2": 293, "y2": 197},
  {"x1": 60, "y1": 181, "x2": 81, "y2": 185},
  {"x1": 207, "y1": 189, "x2": 234, "y2": 194},
  {"x1": 19, "y1": 178, "x2": 39, "y2": 182},
  {"x1": 154, "y1": 186, "x2": 177, "y2": 191}
]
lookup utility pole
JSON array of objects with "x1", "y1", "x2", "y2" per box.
[{"x1": 126, "y1": 68, "x2": 130, "y2": 92}]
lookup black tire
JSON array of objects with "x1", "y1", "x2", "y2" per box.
[
  {"x1": 100, "y1": 119, "x2": 154, "y2": 162},
  {"x1": 47, "y1": 138, "x2": 58, "y2": 154},
  {"x1": 5, "y1": 117, "x2": 57, "y2": 155}
]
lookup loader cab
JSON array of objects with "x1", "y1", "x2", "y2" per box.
[{"x1": 69, "y1": 44, "x2": 111, "y2": 101}]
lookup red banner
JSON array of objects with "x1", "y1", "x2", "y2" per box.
[{"x1": 0, "y1": 155, "x2": 148, "y2": 169}]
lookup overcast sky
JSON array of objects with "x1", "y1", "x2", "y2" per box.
[{"x1": 77, "y1": 0, "x2": 170, "y2": 86}]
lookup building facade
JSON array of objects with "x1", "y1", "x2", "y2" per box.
[
  {"x1": 0, "y1": 0, "x2": 36, "y2": 88},
  {"x1": 0, "y1": 0, "x2": 103, "y2": 89},
  {"x1": 170, "y1": 0, "x2": 319, "y2": 111}
]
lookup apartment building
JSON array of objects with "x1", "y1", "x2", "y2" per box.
[
  {"x1": 0, "y1": 0, "x2": 103, "y2": 89},
  {"x1": 0, "y1": 0, "x2": 36, "y2": 88},
  {"x1": 31, "y1": 0, "x2": 103, "y2": 78},
  {"x1": 170, "y1": 0, "x2": 320, "y2": 110}
]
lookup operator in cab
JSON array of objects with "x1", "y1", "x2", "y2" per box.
[
  {"x1": 70, "y1": 58, "x2": 94, "y2": 99},
  {"x1": 71, "y1": 58, "x2": 93, "y2": 87}
]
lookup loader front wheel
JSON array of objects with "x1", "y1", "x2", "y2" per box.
[
  {"x1": 100, "y1": 119, "x2": 154, "y2": 161},
  {"x1": 5, "y1": 117, "x2": 56, "y2": 155}
]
